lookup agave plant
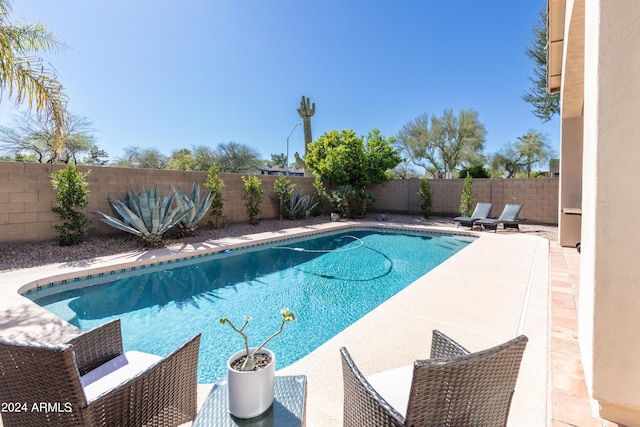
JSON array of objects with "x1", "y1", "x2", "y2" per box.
[
  {"x1": 94, "y1": 185, "x2": 191, "y2": 246},
  {"x1": 285, "y1": 191, "x2": 319, "y2": 219},
  {"x1": 172, "y1": 183, "x2": 215, "y2": 237}
]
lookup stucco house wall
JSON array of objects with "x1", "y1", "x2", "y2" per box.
[{"x1": 553, "y1": 0, "x2": 640, "y2": 424}]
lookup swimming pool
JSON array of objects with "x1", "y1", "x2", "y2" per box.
[{"x1": 26, "y1": 227, "x2": 474, "y2": 382}]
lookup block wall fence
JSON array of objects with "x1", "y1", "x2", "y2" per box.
[{"x1": 0, "y1": 162, "x2": 559, "y2": 243}]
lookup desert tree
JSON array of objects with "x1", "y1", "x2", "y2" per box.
[
  {"x1": 83, "y1": 145, "x2": 108, "y2": 165},
  {"x1": 0, "y1": 112, "x2": 97, "y2": 163},
  {"x1": 269, "y1": 153, "x2": 287, "y2": 169},
  {"x1": 391, "y1": 159, "x2": 422, "y2": 179},
  {"x1": 114, "y1": 146, "x2": 167, "y2": 169},
  {"x1": 490, "y1": 145, "x2": 521, "y2": 178},
  {"x1": 191, "y1": 145, "x2": 216, "y2": 171},
  {"x1": 166, "y1": 145, "x2": 216, "y2": 171},
  {"x1": 396, "y1": 109, "x2": 486, "y2": 176},
  {"x1": 167, "y1": 148, "x2": 194, "y2": 170},
  {"x1": 213, "y1": 141, "x2": 261, "y2": 173},
  {"x1": 490, "y1": 130, "x2": 554, "y2": 178},
  {"x1": 516, "y1": 130, "x2": 554, "y2": 177}
]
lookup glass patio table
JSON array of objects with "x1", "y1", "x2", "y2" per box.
[{"x1": 192, "y1": 375, "x2": 307, "y2": 427}]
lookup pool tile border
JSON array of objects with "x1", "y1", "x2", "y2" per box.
[{"x1": 19, "y1": 221, "x2": 476, "y2": 297}]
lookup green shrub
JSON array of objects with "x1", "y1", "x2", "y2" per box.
[
  {"x1": 459, "y1": 174, "x2": 476, "y2": 217},
  {"x1": 312, "y1": 175, "x2": 326, "y2": 215},
  {"x1": 242, "y1": 175, "x2": 264, "y2": 225},
  {"x1": 417, "y1": 175, "x2": 432, "y2": 219},
  {"x1": 273, "y1": 174, "x2": 295, "y2": 220},
  {"x1": 306, "y1": 128, "x2": 401, "y2": 189},
  {"x1": 204, "y1": 165, "x2": 227, "y2": 228},
  {"x1": 459, "y1": 165, "x2": 490, "y2": 178},
  {"x1": 328, "y1": 185, "x2": 376, "y2": 219},
  {"x1": 50, "y1": 164, "x2": 90, "y2": 246}
]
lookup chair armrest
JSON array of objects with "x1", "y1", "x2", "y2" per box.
[
  {"x1": 83, "y1": 334, "x2": 201, "y2": 427},
  {"x1": 429, "y1": 330, "x2": 470, "y2": 359},
  {"x1": 66, "y1": 319, "x2": 124, "y2": 375},
  {"x1": 340, "y1": 347, "x2": 405, "y2": 427}
]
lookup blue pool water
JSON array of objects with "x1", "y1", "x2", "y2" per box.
[{"x1": 26, "y1": 228, "x2": 474, "y2": 382}]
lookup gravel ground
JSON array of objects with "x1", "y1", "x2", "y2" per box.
[{"x1": 0, "y1": 214, "x2": 557, "y2": 273}]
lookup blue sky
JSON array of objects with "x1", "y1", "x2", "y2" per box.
[{"x1": 2, "y1": 0, "x2": 558, "y2": 166}]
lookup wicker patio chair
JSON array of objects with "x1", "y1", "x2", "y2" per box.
[
  {"x1": 340, "y1": 330, "x2": 528, "y2": 426},
  {"x1": 0, "y1": 319, "x2": 201, "y2": 427},
  {"x1": 452, "y1": 202, "x2": 493, "y2": 229}
]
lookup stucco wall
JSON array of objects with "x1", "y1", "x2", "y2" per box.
[
  {"x1": 0, "y1": 162, "x2": 559, "y2": 243},
  {"x1": 369, "y1": 177, "x2": 558, "y2": 224},
  {"x1": 558, "y1": 116, "x2": 583, "y2": 247},
  {"x1": 0, "y1": 163, "x2": 315, "y2": 242},
  {"x1": 581, "y1": 1, "x2": 640, "y2": 424}
]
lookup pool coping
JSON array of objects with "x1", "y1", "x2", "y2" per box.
[
  {"x1": 0, "y1": 221, "x2": 477, "y2": 342},
  {"x1": 0, "y1": 221, "x2": 549, "y2": 427},
  {"x1": 19, "y1": 222, "x2": 476, "y2": 298}
]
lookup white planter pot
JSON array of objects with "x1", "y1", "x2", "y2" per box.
[{"x1": 227, "y1": 348, "x2": 275, "y2": 419}]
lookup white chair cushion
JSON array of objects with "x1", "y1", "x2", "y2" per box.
[
  {"x1": 81, "y1": 351, "x2": 162, "y2": 402},
  {"x1": 366, "y1": 364, "x2": 413, "y2": 417}
]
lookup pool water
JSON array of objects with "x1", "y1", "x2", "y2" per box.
[{"x1": 27, "y1": 228, "x2": 473, "y2": 382}]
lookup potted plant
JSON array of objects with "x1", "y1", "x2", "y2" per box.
[{"x1": 220, "y1": 308, "x2": 295, "y2": 419}]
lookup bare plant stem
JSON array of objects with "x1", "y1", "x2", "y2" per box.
[
  {"x1": 251, "y1": 318, "x2": 286, "y2": 357},
  {"x1": 222, "y1": 318, "x2": 251, "y2": 360}
]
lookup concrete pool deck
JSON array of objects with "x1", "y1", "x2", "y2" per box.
[{"x1": 1, "y1": 221, "x2": 549, "y2": 426}]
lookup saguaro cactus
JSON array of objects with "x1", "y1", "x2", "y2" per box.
[{"x1": 297, "y1": 96, "x2": 315, "y2": 175}]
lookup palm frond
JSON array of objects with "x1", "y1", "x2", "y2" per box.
[{"x1": 0, "y1": 12, "x2": 69, "y2": 160}]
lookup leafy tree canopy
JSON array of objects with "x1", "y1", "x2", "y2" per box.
[
  {"x1": 167, "y1": 148, "x2": 193, "y2": 171},
  {"x1": 490, "y1": 130, "x2": 554, "y2": 178},
  {"x1": 306, "y1": 128, "x2": 402, "y2": 189},
  {"x1": 396, "y1": 108, "x2": 486, "y2": 174},
  {"x1": 490, "y1": 147, "x2": 520, "y2": 178},
  {"x1": 83, "y1": 145, "x2": 108, "y2": 165},
  {"x1": 166, "y1": 146, "x2": 216, "y2": 171},
  {"x1": 269, "y1": 153, "x2": 287, "y2": 168},
  {"x1": 459, "y1": 164, "x2": 489, "y2": 179},
  {"x1": 191, "y1": 145, "x2": 216, "y2": 171},
  {"x1": 114, "y1": 146, "x2": 167, "y2": 169},
  {"x1": 213, "y1": 141, "x2": 261, "y2": 173}
]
